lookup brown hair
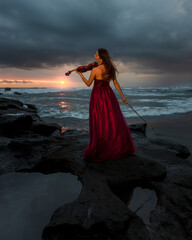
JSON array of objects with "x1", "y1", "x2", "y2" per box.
[{"x1": 97, "y1": 48, "x2": 119, "y2": 80}]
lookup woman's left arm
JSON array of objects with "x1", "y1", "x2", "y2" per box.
[{"x1": 75, "y1": 69, "x2": 96, "y2": 87}]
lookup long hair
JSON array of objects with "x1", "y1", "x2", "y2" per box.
[{"x1": 97, "y1": 48, "x2": 119, "y2": 80}]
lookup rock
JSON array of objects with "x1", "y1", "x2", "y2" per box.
[
  {"x1": 42, "y1": 157, "x2": 166, "y2": 239},
  {"x1": 0, "y1": 97, "x2": 37, "y2": 113},
  {"x1": 0, "y1": 97, "x2": 23, "y2": 110},
  {"x1": 0, "y1": 97, "x2": 191, "y2": 240},
  {"x1": 4, "y1": 88, "x2": 11, "y2": 91},
  {"x1": 0, "y1": 114, "x2": 34, "y2": 137},
  {"x1": 13, "y1": 91, "x2": 22, "y2": 95},
  {"x1": 129, "y1": 123, "x2": 147, "y2": 136},
  {"x1": 25, "y1": 103, "x2": 38, "y2": 111},
  {"x1": 148, "y1": 138, "x2": 191, "y2": 159},
  {"x1": 0, "y1": 97, "x2": 60, "y2": 137},
  {"x1": 149, "y1": 169, "x2": 192, "y2": 240},
  {"x1": 31, "y1": 120, "x2": 61, "y2": 136}
]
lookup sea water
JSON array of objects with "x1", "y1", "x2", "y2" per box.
[{"x1": 1, "y1": 85, "x2": 192, "y2": 130}]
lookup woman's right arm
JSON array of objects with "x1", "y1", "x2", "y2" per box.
[{"x1": 113, "y1": 77, "x2": 127, "y2": 103}]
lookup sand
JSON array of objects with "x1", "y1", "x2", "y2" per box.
[{"x1": 126, "y1": 112, "x2": 192, "y2": 161}]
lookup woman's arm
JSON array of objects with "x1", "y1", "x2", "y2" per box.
[
  {"x1": 113, "y1": 78, "x2": 127, "y2": 103},
  {"x1": 75, "y1": 69, "x2": 96, "y2": 87}
]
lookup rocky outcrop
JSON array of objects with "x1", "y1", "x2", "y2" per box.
[
  {"x1": 13, "y1": 91, "x2": 22, "y2": 95},
  {"x1": 0, "y1": 97, "x2": 61, "y2": 137},
  {"x1": 4, "y1": 87, "x2": 11, "y2": 91},
  {"x1": 0, "y1": 97, "x2": 191, "y2": 240}
]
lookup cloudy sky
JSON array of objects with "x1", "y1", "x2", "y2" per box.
[{"x1": 0, "y1": 0, "x2": 192, "y2": 88}]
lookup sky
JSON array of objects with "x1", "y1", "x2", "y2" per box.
[{"x1": 0, "y1": 0, "x2": 192, "y2": 88}]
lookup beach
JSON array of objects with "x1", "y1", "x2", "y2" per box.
[{"x1": 126, "y1": 112, "x2": 192, "y2": 159}]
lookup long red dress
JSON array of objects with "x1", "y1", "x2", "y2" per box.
[{"x1": 83, "y1": 76, "x2": 139, "y2": 162}]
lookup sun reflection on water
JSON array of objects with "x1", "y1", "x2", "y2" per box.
[
  {"x1": 61, "y1": 126, "x2": 69, "y2": 135},
  {"x1": 58, "y1": 101, "x2": 70, "y2": 113}
]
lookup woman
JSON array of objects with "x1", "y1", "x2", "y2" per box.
[{"x1": 75, "y1": 48, "x2": 139, "y2": 162}]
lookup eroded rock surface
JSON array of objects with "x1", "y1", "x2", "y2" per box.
[
  {"x1": 0, "y1": 97, "x2": 191, "y2": 240},
  {"x1": 0, "y1": 97, "x2": 60, "y2": 137}
]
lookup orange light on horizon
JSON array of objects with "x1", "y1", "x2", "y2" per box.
[
  {"x1": 0, "y1": 77, "x2": 75, "y2": 88},
  {"x1": 56, "y1": 76, "x2": 68, "y2": 87}
]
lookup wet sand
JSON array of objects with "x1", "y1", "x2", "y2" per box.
[{"x1": 126, "y1": 112, "x2": 192, "y2": 160}]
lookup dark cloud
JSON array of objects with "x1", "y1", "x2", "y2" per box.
[{"x1": 0, "y1": 0, "x2": 192, "y2": 76}]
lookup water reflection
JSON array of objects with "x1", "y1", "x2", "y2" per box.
[
  {"x1": 128, "y1": 187, "x2": 157, "y2": 228},
  {"x1": 112, "y1": 186, "x2": 157, "y2": 228},
  {"x1": 58, "y1": 101, "x2": 70, "y2": 113},
  {"x1": 61, "y1": 126, "x2": 70, "y2": 135},
  {"x1": 0, "y1": 172, "x2": 82, "y2": 240}
]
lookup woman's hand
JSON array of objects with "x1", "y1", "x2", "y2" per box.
[{"x1": 122, "y1": 97, "x2": 128, "y2": 104}]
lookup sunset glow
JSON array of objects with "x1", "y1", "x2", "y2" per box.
[
  {"x1": 0, "y1": 0, "x2": 192, "y2": 88},
  {"x1": 0, "y1": 76, "x2": 79, "y2": 89}
]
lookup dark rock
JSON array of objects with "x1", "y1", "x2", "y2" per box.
[
  {"x1": 148, "y1": 138, "x2": 191, "y2": 159},
  {"x1": 25, "y1": 103, "x2": 38, "y2": 111},
  {"x1": 42, "y1": 156, "x2": 165, "y2": 240},
  {"x1": 0, "y1": 97, "x2": 37, "y2": 114},
  {"x1": 31, "y1": 120, "x2": 61, "y2": 136},
  {"x1": 0, "y1": 97, "x2": 191, "y2": 240},
  {"x1": 0, "y1": 97, "x2": 23, "y2": 110},
  {"x1": 0, "y1": 97, "x2": 60, "y2": 137},
  {"x1": 129, "y1": 123, "x2": 147, "y2": 136},
  {"x1": 0, "y1": 114, "x2": 33, "y2": 137},
  {"x1": 149, "y1": 170, "x2": 192, "y2": 240},
  {"x1": 13, "y1": 91, "x2": 22, "y2": 95},
  {"x1": 4, "y1": 88, "x2": 11, "y2": 91}
]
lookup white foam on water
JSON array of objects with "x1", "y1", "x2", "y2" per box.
[
  {"x1": 1, "y1": 85, "x2": 192, "y2": 119},
  {"x1": 4, "y1": 113, "x2": 24, "y2": 116}
]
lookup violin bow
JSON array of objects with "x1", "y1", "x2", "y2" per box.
[{"x1": 124, "y1": 101, "x2": 154, "y2": 129}]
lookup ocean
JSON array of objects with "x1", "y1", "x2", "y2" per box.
[{"x1": 1, "y1": 85, "x2": 192, "y2": 130}]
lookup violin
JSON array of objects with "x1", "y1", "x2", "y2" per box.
[{"x1": 65, "y1": 62, "x2": 99, "y2": 76}]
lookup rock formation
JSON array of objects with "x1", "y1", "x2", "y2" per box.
[{"x1": 0, "y1": 97, "x2": 191, "y2": 240}]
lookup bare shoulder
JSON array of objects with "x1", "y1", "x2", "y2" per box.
[
  {"x1": 93, "y1": 65, "x2": 103, "y2": 77},
  {"x1": 94, "y1": 65, "x2": 101, "y2": 72},
  {"x1": 95, "y1": 65, "x2": 108, "y2": 74}
]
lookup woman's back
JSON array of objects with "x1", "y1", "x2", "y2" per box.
[{"x1": 94, "y1": 65, "x2": 112, "y2": 80}]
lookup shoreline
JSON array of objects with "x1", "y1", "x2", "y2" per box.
[
  {"x1": 126, "y1": 111, "x2": 192, "y2": 160},
  {"x1": 42, "y1": 111, "x2": 192, "y2": 159}
]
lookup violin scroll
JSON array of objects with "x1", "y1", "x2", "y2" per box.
[{"x1": 65, "y1": 71, "x2": 72, "y2": 76}]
